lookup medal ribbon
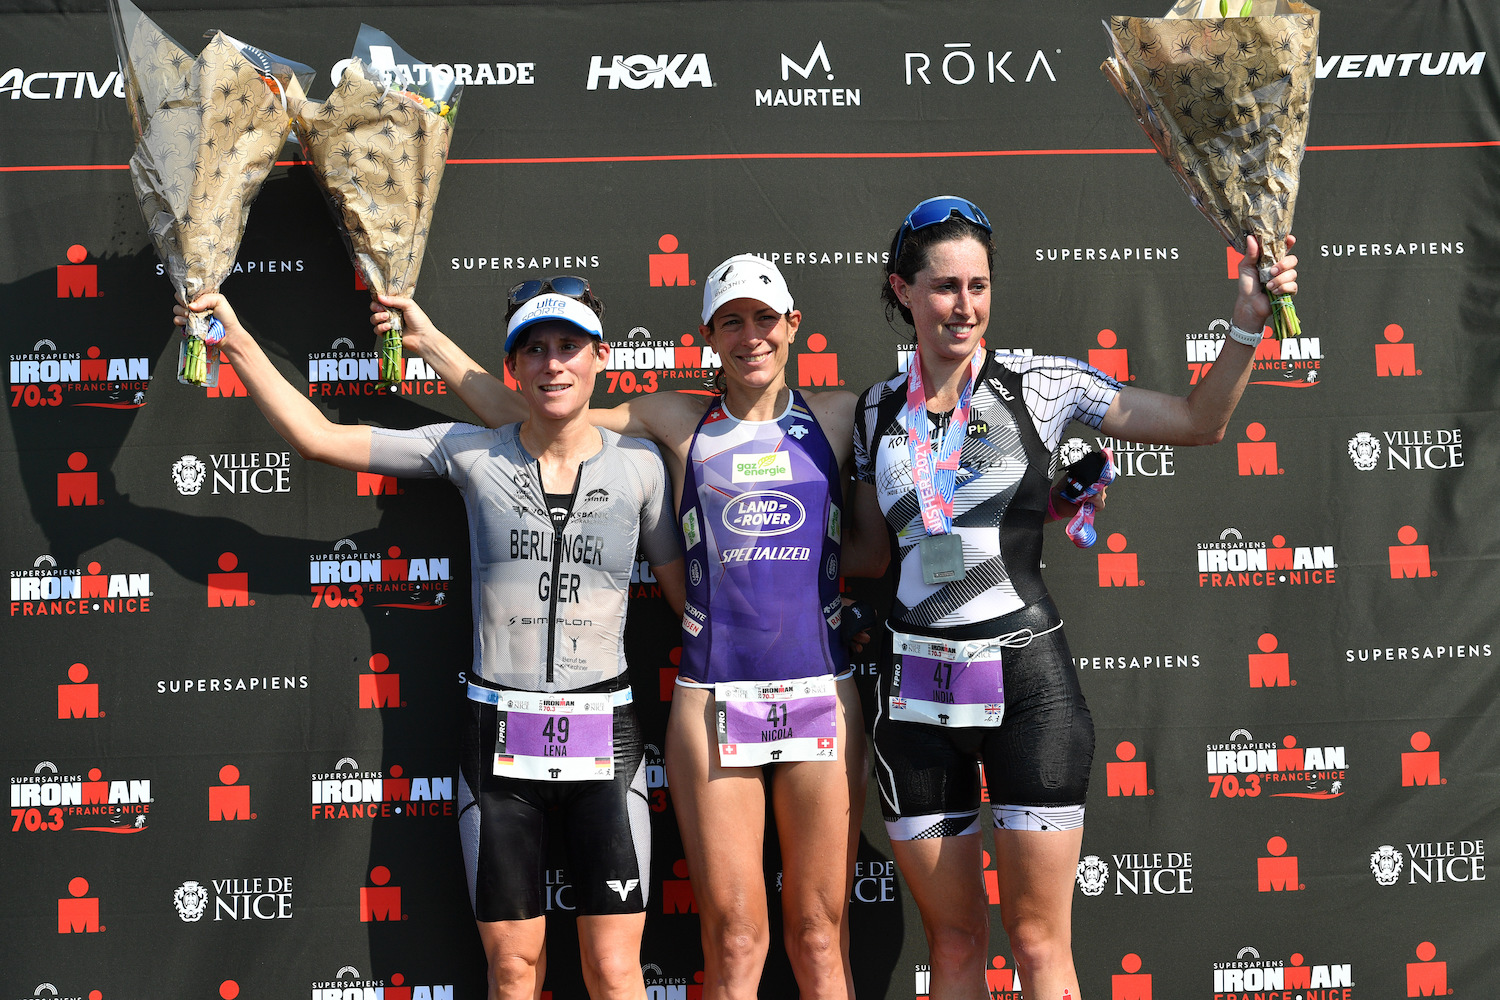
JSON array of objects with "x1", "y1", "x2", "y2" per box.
[{"x1": 904, "y1": 349, "x2": 984, "y2": 536}]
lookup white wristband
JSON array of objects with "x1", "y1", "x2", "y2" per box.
[{"x1": 1227, "y1": 323, "x2": 1262, "y2": 347}]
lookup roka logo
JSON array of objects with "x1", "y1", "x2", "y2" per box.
[{"x1": 586, "y1": 53, "x2": 712, "y2": 90}]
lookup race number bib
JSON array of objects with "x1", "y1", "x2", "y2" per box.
[
  {"x1": 493, "y1": 691, "x2": 615, "y2": 781},
  {"x1": 889, "y1": 632, "x2": 1005, "y2": 728},
  {"x1": 715, "y1": 675, "x2": 838, "y2": 767}
]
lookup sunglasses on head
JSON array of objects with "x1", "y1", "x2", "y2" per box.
[
  {"x1": 890, "y1": 196, "x2": 993, "y2": 264},
  {"x1": 507, "y1": 275, "x2": 593, "y2": 309}
]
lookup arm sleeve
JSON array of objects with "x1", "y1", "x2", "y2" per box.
[
  {"x1": 1018, "y1": 357, "x2": 1122, "y2": 451},
  {"x1": 629, "y1": 437, "x2": 681, "y2": 567},
  {"x1": 852, "y1": 385, "x2": 877, "y2": 485},
  {"x1": 366, "y1": 423, "x2": 482, "y2": 481}
]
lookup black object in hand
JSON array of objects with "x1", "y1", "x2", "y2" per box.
[
  {"x1": 842, "y1": 600, "x2": 880, "y2": 648},
  {"x1": 1057, "y1": 451, "x2": 1107, "y2": 503}
]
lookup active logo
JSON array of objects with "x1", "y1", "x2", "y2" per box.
[
  {"x1": 1106, "y1": 741, "x2": 1151, "y2": 797},
  {"x1": 307, "y1": 338, "x2": 446, "y2": 397},
  {"x1": 1212, "y1": 946, "x2": 1353, "y2": 995},
  {"x1": 903, "y1": 41, "x2": 1057, "y2": 86},
  {"x1": 309, "y1": 539, "x2": 452, "y2": 609},
  {"x1": 360, "y1": 866, "x2": 403, "y2": 921},
  {"x1": 1248, "y1": 633, "x2": 1293, "y2": 688},
  {"x1": 1206, "y1": 730, "x2": 1348, "y2": 800},
  {"x1": 58, "y1": 877, "x2": 102, "y2": 934},
  {"x1": 1088, "y1": 329, "x2": 1133, "y2": 383},
  {"x1": 0, "y1": 67, "x2": 125, "y2": 100},
  {"x1": 1389, "y1": 525, "x2": 1434, "y2": 579},
  {"x1": 208, "y1": 552, "x2": 251, "y2": 608},
  {"x1": 56, "y1": 244, "x2": 98, "y2": 297},
  {"x1": 756, "y1": 41, "x2": 860, "y2": 108},
  {"x1": 1376, "y1": 323, "x2": 1420, "y2": 377},
  {"x1": 10, "y1": 341, "x2": 150, "y2": 409},
  {"x1": 11, "y1": 761, "x2": 151, "y2": 833},
  {"x1": 360, "y1": 653, "x2": 402, "y2": 709},
  {"x1": 311, "y1": 759, "x2": 454, "y2": 819},
  {"x1": 586, "y1": 53, "x2": 712, "y2": 90},
  {"x1": 1257, "y1": 836, "x2": 1302, "y2": 891},
  {"x1": 11, "y1": 556, "x2": 152, "y2": 617},
  {"x1": 173, "y1": 875, "x2": 292, "y2": 922},
  {"x1": 1097, "y1": 533, "x2": 1142, "y2": 587},
  {"x1": 1236, "y1": 422, "x2": 1281, "y2": 475},
  {"x1": 58, "y1": 662, "x2": 100, "y2": 719},
  {"x1": 209, "y1": 764, "x2": 253, "y2": 821},
  {"x1": 1196, "y1": 528, "x2": 1337, "y2": 588}
]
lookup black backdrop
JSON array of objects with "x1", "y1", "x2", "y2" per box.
[{"x1": 4, "y1": 2, "x2": 1498, "y2": 997}]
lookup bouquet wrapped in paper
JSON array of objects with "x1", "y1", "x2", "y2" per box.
[
  {"x1": 108, "y1": 0, "x2": 313, "y2": 384},
  {"x1": 291, "y1": 26, "x2": 461, "y2": 389},
  {"x1": 1102, "y1": 0, "x2": 1318, "y2": 338}
]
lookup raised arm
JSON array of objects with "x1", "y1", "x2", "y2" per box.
[
  {"x1": 176, "y1": 294, "x2": 374, "y2": 472},
  {"x1": 1100, "y1": 234, "x2": 1298, "y2": 446}
]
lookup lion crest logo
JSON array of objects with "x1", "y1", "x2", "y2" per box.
[
  {"x1": 1347, "y1": 432, "x2": 1380, "y2": 472},
  {"x1": 1058, "y1": 436, "x2": 1091, "y2": 468},
  {"x1": 1075, "y1": 855, "x2": 1109, "y2": 896},
  {"x1": 172, "y1": 455, "x2": 207, "y2": 496},
  {"x1": 1370, "y1": 845, "x2": 1403, "y2": 886},
  {"x1": 174, "y1": 880, "x2": 209, "y2": 921}
]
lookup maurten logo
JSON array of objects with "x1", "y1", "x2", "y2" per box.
[{"x1": 756, "y1": 41, "x2": 861, "y2": 108}]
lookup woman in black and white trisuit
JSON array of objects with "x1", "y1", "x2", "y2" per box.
[
  {"x1": 175, "y1": 283, "x2": 685, "y2": 1000},
  {"x1": 850, "y1": 196, "x2": 1298, "y2": 1000}
]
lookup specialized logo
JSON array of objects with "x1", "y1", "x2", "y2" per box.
[
  {"x1": 1376, "y1": 323, "x2": 1421, "y2": 377},
  {"x1": 586, "y1": 52, "x2": 713, "y2": 90},
  {"x1": 11, "y1": 761, "x2": 151, "y2": 833},
  {"x1": 1316, "y1": 50, "x2": 1485, "y2": 78},
  {"x1": 174, "y1": 876, "x2": 292, "y2": 922},
  {"x1": 722, "y1": 490, "x2": 805, "y2": 536},
  {"x1": 10, "y1": 341, "x2": 150, "y2": 409},
  {"x1": 1212, "y1": 946, "x2": 1353, "y2": 994},
  {"x1": 1197, "y1": 527, "x2": 1337, "y2": 588},
  {"x1": 309, "y1": 539, "x2": 451, "y2": 609},
  {"x1": 1348, "y1": 427, "x2": 1463, "y2": 472},
  {"x1": 731, "y1": 452, "x2": 794, "y2": 483},
  {"x1": 757, "y1": 41, "x2": 860, "y2": 107},
  {"x1": 307, "y1": 338, "x2": 446, "y2": 397},
  {"x1": 903, "y1": 41, "x2": 1057, "y2": 85},
  {"x1": 1185, "y1": 317, "x2": 1321, "y2": 387},
  {"x1": 11, "y1": 556, "x2": 151, "y2": 617},
  {"x1": 1370, "y1": 839, "x2": 1484, "y2": 888},
  {"x1": 312, "y1": 758, "x2": 454, "y2": 819},
  {"x1": 56, "y1": 244, "x2": 98, "y2": 297},
  {"x1": 1389, "y1": 525, "x2": 1433, "y2": 579},
  {"x1": 1206, "y1": 730, "x2": 1347, "y2": 800},
  {"x1": 604, "y1": 326, "x2": 720, "y2": 394}
]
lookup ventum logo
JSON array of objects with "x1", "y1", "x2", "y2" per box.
[{"x1": 11, "y1": 760, "x2": 151, "y2": 833}]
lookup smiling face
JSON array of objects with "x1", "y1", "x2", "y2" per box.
[
  {"x1": 889, "y1": 235, "x2": 991, "y2": 368},
  {"x1": 504, "y1": 322, "x2": 608, "y2": 421},
  {"x1": 701, "y1": 297, "x2": 801, "y2": 393}
]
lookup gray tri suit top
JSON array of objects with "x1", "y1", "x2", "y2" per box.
[{"x1": 368, "y1": 422, "x2": 679, "y2": 692}]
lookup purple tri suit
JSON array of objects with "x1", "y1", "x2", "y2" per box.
[{"x1": 676, "y1": 391, "x2": 846, "y2": 685}]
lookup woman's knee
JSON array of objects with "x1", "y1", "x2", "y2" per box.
[
  {"x1": 1000, "y1": 910, "x2": 1070, "y2": 972},
  {"x1": 705, "y1": 914, "x2": 771, "y2": 968},
  {"x1": 485, "y1": 951, "x2": 539, "y2": 994},
  {"x1": 924, "y1": 908, "x2": 990, "y2": 970},
  {"x1": 783, "y1": 910, "x2": 841, "y2": 969},
  {"x1": 581, "y1": 949, "x2": 644, "y2": 997}
]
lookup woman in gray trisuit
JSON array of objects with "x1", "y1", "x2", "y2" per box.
[{"x1": 175, "y1": 282, "x2": 684, "y2": 1000}]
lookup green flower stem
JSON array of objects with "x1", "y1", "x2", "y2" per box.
[
  {"x1": 378, "y1": 313, "x2": 404, "y2": 390},
  {"x1": 1270, "y1": 294, "x2": 1302, "y2": 340}
]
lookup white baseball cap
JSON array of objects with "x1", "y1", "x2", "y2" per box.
[
  {"x1": 504, "y1": 292, "x2": 604, "y2": 352},
  {"x1": 700, "y1": 254, "x2": 794, "y2": 324}
]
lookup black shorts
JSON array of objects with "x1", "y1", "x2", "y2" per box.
[
  {"x1": 871, "y1": 599, "x2": 1094, "y2": 839},
  {"x1": 458, "y1": 679, "x2": 650, "y2": 921}
]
